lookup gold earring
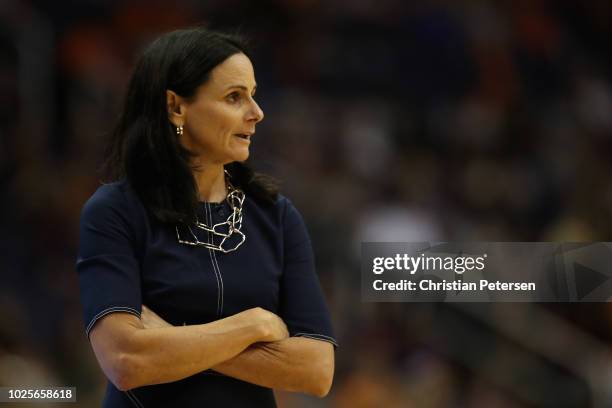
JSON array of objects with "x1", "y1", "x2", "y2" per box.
[{"x1": 176, "y1": 125, "x2": 183, "y2": 136}]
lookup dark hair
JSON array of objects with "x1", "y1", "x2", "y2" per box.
[{"x1": 102, "y1": 26, "x2": 278, "y2": 224}]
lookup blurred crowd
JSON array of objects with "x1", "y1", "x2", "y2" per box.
[{"x1": 2, "y1": 0, "x2": 612, "y2": 406}]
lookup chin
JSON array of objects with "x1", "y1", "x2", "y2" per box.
[{"x1": 232, "y1": 149, "x2": 250, "y2": 162}]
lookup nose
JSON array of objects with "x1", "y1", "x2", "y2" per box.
[{"x1": 247, "y1": 98, "x2": 264, "y2": 123}]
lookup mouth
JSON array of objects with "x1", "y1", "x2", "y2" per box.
[{"x1": 233, "y1": 133, "x2": 252, "y2": 141}]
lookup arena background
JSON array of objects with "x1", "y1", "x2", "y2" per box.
[{"x1": 2, "y1": 1, "x2": 612, "y2": 406}]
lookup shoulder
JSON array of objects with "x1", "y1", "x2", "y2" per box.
[
  {"x1": 277, "y1": 195, "x2": 302, "y2": 225},
  {"x1": 273, "y1": 195, "x2": 313, "y2": 255},
  {"x1": 83, "y1": 180, "x2": 126, "y2": 207},
  {"x1": 275, "y1": 195, "x2": 309, "y2": 234},
  {"x1": 248, "y1": 193, "x2": 300, "y2": 221},
  {"x1": 80, "y1": 180, "x2": 146, "y2": 228},
  {"x1": 243, "y1": 193, "x2": 308, "y2": 235},
  {"x1": 78, "y1": 180, "x2": 148, "y2": 258},
  {"x1": 83, "y1": 179, "x2": 140, "y2": 208}
]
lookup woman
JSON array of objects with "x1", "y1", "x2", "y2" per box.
[{"x1": 76, "y1": 27, "x2": 337, "y2": 407}]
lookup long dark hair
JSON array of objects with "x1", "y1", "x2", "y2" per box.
[{"x1": 102, "y1": 26, "x2": 278, "y2": 224}]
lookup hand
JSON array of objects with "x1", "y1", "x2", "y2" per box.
[
  {"x1": 141, "y1": 305, "x2": 173, "y2": 329},
  {"x1": 247, "y1": 307, "x2": 289, "y2": 343}
]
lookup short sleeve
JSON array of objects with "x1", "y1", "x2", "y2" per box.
[
  {"x1": 278, "y1": 199, "x2": 338, "y2": 348},
  {"x1": 76, "y1": 184, "x2": 142, "y2": 338}
]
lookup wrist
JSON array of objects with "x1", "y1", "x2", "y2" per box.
[{"x1": 229, "y1": 308, "x2": 269, "y2": 342}]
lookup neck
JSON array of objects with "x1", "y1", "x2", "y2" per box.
[{"x1": 193, "y1": 164, "x2": 226, "y2": 203}]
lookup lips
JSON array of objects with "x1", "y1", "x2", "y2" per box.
[{"x1": 234, "y1": 133, "x2": 253, "y2": 140}]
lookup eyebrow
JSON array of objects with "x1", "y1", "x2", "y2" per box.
[{"x1": 225, "y1": 84, "x2": 257, "y2": 93}]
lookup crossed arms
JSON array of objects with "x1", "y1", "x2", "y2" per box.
[{"x1": 89, "y1": 306, "x2": 335, "y2": 397}]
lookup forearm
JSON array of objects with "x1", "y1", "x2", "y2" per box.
[
  {"x1": 130, "y1": 323, "x2": 261, "y2": 386},
  {"x1": 101, "y1": 312, "x2": 264, "y2": 390},
  {"x1": 211, "y1": 337, "x2": 334, "y2": 397}
]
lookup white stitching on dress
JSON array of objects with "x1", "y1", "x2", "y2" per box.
[
  {"x1": 209, "y1": 206, "x2": 224, "y2": 316},
  {"x1": 126, "y1": 390, "x2": 144, "y2": 408},
  {"x1": 204, "y1": 203, "x2": 222, "y2": 317},
  {"x1": 85, "y1": 306, "x2": 141, "y2": 337},
  {"x1": 211, "y1": 247, "x2": 224, "y2": 316},
  {"x1": 293, "y1": 332, "x2": 339, "y2": 347},
  {"x1": 294, "y1": 332, "x2": 336, "y2": 341}
]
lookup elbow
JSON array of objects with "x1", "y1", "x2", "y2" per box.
[
  {"x1": 109, "y1": 353, "x2": 142, "y2": 391},
  {"x1": 89, "y1": 314, "x2": 150, "y2": 391},
  {"x1": 310, "y1": 380, "x2": 332, "y2": 398},
  {"x1": 307, "y1": 357, "x2": 334, "y2": 398}
]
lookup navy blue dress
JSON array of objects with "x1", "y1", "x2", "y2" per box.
[{"x1": 76, "y1": 180, "x2": 337, "y2": 407}]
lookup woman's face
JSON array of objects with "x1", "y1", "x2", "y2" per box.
[{"x1": 173, "y1": 53, "x2": 264, "y2": 165}]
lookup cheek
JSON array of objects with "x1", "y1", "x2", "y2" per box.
[{"x1": 191, "y1": 104, "x2": 237, "y2": 139}]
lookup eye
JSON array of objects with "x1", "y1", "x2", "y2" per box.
[{"x1": 226, "y1": 91, "x2": 241, "y2": 103}]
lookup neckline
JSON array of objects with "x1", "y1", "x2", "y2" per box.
[{"x1": 198, "y1": 200, "x2": 227, "y2": 207}]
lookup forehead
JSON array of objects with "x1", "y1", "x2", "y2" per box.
[{"x1": 206, "y1": 53, "x2": 256, "y2": 90}]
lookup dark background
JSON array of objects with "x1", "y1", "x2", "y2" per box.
[{"x1": 2, "y1": 0, "x2": 612, "y2": 406}]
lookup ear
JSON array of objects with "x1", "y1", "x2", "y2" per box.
[{"x1": 166, "y1": 90, "x2": 186, "y2": 127}]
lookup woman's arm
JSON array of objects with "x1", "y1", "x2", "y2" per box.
[
  {"x1": 212, "y1": 337, "x2": 335, "y2": 397},
  {"x1": 141, "y1": 305, "x2": 335, "y2": 397},
  {"x1": 89, "y1": 307, "x2": 287, "y2": 391}
]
